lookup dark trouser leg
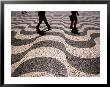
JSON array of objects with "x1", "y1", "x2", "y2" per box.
[
  {"x1": 22, "y1": 11, "x2": 24, "y2": 14},
  {"x1": 74, "y1": 18, "x2": 77, "y2": 29},
  {"x1": 36, "y1": 19, "x2": 42, "y2": 30},
  {"x1": 70, "y1": 20, "x2": 74, "y2": 29},
  {"x1": 44, "y1": 18, "x2": 51, "y2": 30},
  {"x1": 22, "y1": 11, "x2": 27, "y2": 14},
  {"x1": 72, "y1": 18, "x2": 79, "y2": 34},
  {"x1": 74, "y1": 22, "x2": 76, "y2": 29}
]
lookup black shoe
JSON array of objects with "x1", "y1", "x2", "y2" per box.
[
  {"x1": 71, "y1": 29, "x2": 80, "y2": 34},
  {"x1": 37, "y1": 30, "x2": 46, "y2": 35},
  {"x1": 74, "y1": 31, "x2": 80, "y2": 34},
  {"x1": 72, "y1": 31, "x2": 80, "y2": 34}
]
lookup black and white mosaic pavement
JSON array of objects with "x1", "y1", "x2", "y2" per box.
[{"x1": 11, "y1": 11, "x2": 100, "y2": 77}]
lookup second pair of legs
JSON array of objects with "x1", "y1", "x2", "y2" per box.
[{"x1": 70, "y1": 16, "x2": 80, "y2": 34}]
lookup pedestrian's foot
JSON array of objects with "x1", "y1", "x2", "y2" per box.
[
  {"x1": 71, "y1": 30, "x2": 80, "y2": 34},
  {"x1": 74, "y1": 31, "x2": 80, "y2": 34},
  {"x1": 37, "y1": 30, "x2": 46, "y2": 35},
  {"x1": 72, "y1": 31, "x2": 80, "y2": 34}
]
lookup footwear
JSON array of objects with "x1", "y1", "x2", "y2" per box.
[
  {"x1": 74, "y1": 31, "x2": 80, "y2": 34},
  {"x1": 39, "y1": 31, "x2": 46, "y2": 35},
  {"x1": 36, "y1": 29, "x2": 46, "y2": 35},
  {"x1": 71, "y1": 29, "x2": 80, "y2": 34}
]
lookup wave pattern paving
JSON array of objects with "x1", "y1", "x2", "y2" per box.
[{"x1": 11, "y1": 11, "x2": 100, "y2": 77}]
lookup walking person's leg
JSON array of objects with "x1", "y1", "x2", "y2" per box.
[
  {"x1": 70, "y1": 20, "x2": 74, "y2": 29},
  {"x1": 22, "y1": 11, "x2": 27, "y2": 14},
  {"x1": 36, "y1": 18, "x2": 42, "y2": 31},
  {"x1": 72, "y1": 17, "x2": 80, "y2": 34},
  {"x1": 44, "y1": 18, "x2": 51, "y2": 30},
  {"x1": 25, "y1": 11, "x2": 27, "y2": 13},
  {"x1": 74, "y1": 17, "x2": 77, "y2": 29},
  {"x1": 36, "y1": 18, "x2": 46, "y2": 35}
]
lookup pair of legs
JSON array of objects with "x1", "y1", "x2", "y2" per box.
[
  {"x1": 22, "y1": 11, "x2": 27, "y2": 14},
  {"x1": 70, "y1": 17, "x2": 80, "y2": 34},
  {"x1": 36, "y1": 17, "x2": 51, "y2": 31},
  {"x1": 70, "y1": 17, "x2": 77, "y2": 29}
]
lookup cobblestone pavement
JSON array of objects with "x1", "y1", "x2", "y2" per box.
[{"x1": 11, "y1": 11, "x2": 100, "y2": 77}]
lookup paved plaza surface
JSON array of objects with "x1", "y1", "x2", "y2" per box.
[{"x1": 11, "y1": 11, "x2": 100, "y2": 77}]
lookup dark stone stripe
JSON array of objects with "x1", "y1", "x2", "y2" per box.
[
  {"x1": 11, "y1": 40, "x2": 66, "y2": 64},
  {"x1": 12, "y1": 57, "x2": 68, "y2": 77},
  {"x1": 11, "y1": 26, "x2": 26, "y2": 29},
  {"x1": 46, "y1": 32, "x2": 99, "y2": 48},
  {"x1": 11, "y1": 49, "x2": 29, "y2": 64},
  {"x1": 16, "y1": 27, "x2": 100, "y2": 48},
  {"x1": 66, "y1": 55, "x2": 100, "y2": 74},
  {"x1": 66, "y1": 33, "x2": 99, "y2": 48},
  {"x1": 11, "y1": 22, "x2": 31, "y2": 26},
  {"x1": 12, "y1": 19, "x2": 24, "y2": 22},
  {"x1": 11, "y1": 40, "x2": 100, "y2": 75},
  {"x1": 78, "y1": 16, "x2": 100, "y2": 22},
  {"x1": 11, "y1": 31, "x2": 40, "y2": 46},
  {"x1": 30, "y1": 40, "x2": 66, "y2": 51},
  {"x1": 20, "y1": 29, "x2": 37, "y2": 35},
  {"x1": 18, "y1": 17, "x2": 38, "y2": 20}
]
